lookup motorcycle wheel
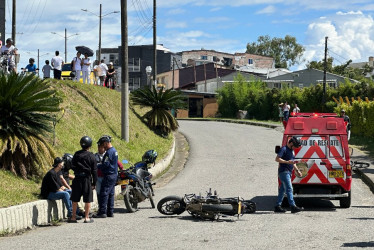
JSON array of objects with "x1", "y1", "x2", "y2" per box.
[
  {"x1": 124, "y1": 185, "x2": 138, "y2": 213},
  {"x1": 157, "y1": 196, "x2": 186, "y2": 215},
  {"x1": 243, "y1": 201, "x2": 256, "y2": 213},
  {"x1": 201, "y1": 204, "x2": 235, "y2": 213},
  {"x1": 148, "y1": 189, "x2": 155, "y2": 208}
]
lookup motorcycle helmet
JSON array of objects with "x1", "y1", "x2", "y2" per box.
[
  {"x1": 29, "y1": 58, "x2": 35, "y2": 64},
  {"x1": 80, "y1": 136, "x2": 93, "y2": 149},
  {"x1": 62, "y1": 153, "x2": 73, "y2": 170},
  {"x1": 142, "y1": 150, "x2": 158, "y2": 164},
  {"x1": 289, "y1": 136, "x2": 301, "y2": 148},
  {"x1": 97, "y1": 135, "x2": 111, "y2": 145}
]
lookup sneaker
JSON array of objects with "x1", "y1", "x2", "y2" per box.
[
  {"x1": 274, "y1": 205, "x2": 286, "y2": 213},
  {"x1": 107, "y1": 213, "x2": 114, "y2": 217},
  {"x1": 291, "y1": 206, "x2": 304, "y2": 213},
  {"x1": 76, "y1": 215, "x2": 83, "y2": 220},
  {"x1": 92, "y1": 213, "x2": 107, "y2": 218},
  {"x1": 83, "y1": 218, "x2": 94, "y2": 223}
]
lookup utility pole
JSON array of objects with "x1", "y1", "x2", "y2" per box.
[
  {"x1": 99, "y1": 4, "x2": 102, "y2": 61},
  {"x1": 322, "y1": 36, "x2": 328, "y2": 106},
  {"x1": 172, "y1": 57, "x2": 175, "y2": 89},
  {"x1": 12, "y1": 0, "x2": 15, "y2": 45},
  {"x1": 153, "y1": 0, "x2": 157, "y2": 88},
  {"x1": 64, "y1": 28, "x2": 67, "y2": 62},
  {"x1": 121, "y1": 0, "x2": 129, "y2": 142},
  {"x1": 0, "y1": 0, "x2": 5, "y2": 45}
]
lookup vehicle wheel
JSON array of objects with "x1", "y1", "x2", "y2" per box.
[
  {"x1": 148, "y1": 189, "x2": 155, "y2": 208},
  {"x1": 340, "y1": 191, "x2": 351, "y2": 208},
  {"x1": 243, "y1": 200, "x2": 256, "y2": 213},
  {"x1": 157, "y1": 196, "x2": 186, "y2": 215},
  {"x1": 124, "y1": 185, "x2": 138, "y2": 213},
  {"x1": 201, "y1": 204, "x2": 235, "y2": 213}
]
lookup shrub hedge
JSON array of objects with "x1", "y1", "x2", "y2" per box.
[{"x1": 217, "y1": 73, "x2": 374, "y2": 136}]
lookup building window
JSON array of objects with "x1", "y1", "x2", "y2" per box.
[
  {"x1": 109, "y1": 54, "x2": 116, "y2": 62},
  {"x1": 273, "y1": 82, "x2": 281, "y2": 89},
  {"x1": 129, "y1": 77, "x2": 141, "y2": 91},
  {"x1": 298, "y1": 84, "x2": 304, "y2": 89},
  {"x1": 129, "y1": 58, "x2": 141, "y2": 72},
  {"x1": 201, "y1": 55, "x2": 208, "y2": 60},
  {"x1": 328, "y1": 81, "x2": 337, "y2": 88},
  {"x1": 248, "y1": 58, "x2": 253, "y2": 65}
]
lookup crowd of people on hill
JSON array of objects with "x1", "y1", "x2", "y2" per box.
[
  {"x1": 40, "y1": 135, "x2": 121, "y2": 223},
  {"x1": 0, "y1": 38, "x2": 117, "y2": 89}
]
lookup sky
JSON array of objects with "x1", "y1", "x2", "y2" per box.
[{"x1": 5, "y1": 0, "x2": 374, "y2": 72}]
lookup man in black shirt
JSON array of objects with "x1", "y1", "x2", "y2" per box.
[
  {"x1": 40, "y1": 157, "x2": 73, "y2": 218},
  {"x1": 70, "y1": 136, "x2": 97, "y2": 223}
]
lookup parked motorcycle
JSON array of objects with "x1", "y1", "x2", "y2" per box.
[
  {"x1": 157, "y1": 189, "x2": 256, "y2": 220},
  {"x1": 117, "y1": 150, "x2": 158, "y2": 212}
]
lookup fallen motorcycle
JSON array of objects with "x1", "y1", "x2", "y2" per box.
[
  {"x1": 117, "y1": 150, "x2": 158, "y2": 212},
  {"x1": 157, "y1": 189, "x2": 256, "y2": 220}
]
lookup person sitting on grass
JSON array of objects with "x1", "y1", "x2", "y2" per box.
[{"x1": 40, "y1": 157, "x2": 81, "y2": 220}]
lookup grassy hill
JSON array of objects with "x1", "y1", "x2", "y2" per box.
[{"x1": 0, "y1": 80, "x2": 173, "y2": 208}]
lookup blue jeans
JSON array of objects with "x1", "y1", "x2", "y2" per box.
[
  {"x1": 96, "y1": 176, "x2": 103, "y2": 204},
  {"x1": 47, "y1": 189, "x2": 73, "y2": 217},
  {"x1": 283, "y1": 111, "x2": 289, "y2": 121},
  {"x1": 276, "y1": 171, "x2": 296, "y2": 207}
]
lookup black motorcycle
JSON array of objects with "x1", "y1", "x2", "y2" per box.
[
  {"x1": 157, "y1": 189, "x2": 256, "y2": 220},
  {"x1": 117, "y1": 150, "x2": 158, "y2": 213}
]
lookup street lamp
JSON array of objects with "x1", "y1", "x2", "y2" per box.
[
  {"x1": 51, "y1": 28, "x2": 79, "y2": 62},
  {"x1": 146, "y1": 66, "x2": 152, "y2": 89},
  {"x1": 81, "y1": 4, "x2": 119, "y2": 61}
]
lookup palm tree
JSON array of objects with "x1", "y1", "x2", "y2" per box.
[
  {"x1": 0, "y1": 73, "x2": 60, "y2": 178},
  {"x1": 130, "y1": 86, "x2": 187, "y2": 135}
]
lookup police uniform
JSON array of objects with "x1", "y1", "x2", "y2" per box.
[
  {"x1": 97, "y1": 146, "x2": 118, "y2": 216},
  {"x1": 71, "y1": 149, "x2": 97, "y2": 203}
]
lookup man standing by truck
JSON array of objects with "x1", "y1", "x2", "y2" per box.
[
  {"x1": 340, "y1": 109, "x2": 351, "y2": 140},
  {"x1": 274, "y1": 136, "x2": 304, "y2": 213}
]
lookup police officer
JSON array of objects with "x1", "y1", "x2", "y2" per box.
[
  {"x1": 69, "y1": 136, "x2": 97, "y2": 223},
  {"x1": 94, "y1": 135, "x2": 118, "y2": 218}
]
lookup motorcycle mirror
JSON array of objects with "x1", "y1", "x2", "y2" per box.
[{"x1": 122, "y1": 159, "x2": 129, "y2": 164}]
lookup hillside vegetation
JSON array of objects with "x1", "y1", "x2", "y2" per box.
[{"x1": 0, "y1": 80, "x2": 173, "y2": 208}]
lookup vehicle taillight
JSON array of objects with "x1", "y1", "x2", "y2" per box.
[
  {"x1": 346, "y1": 164, "x2": 352, "y2": 177},
  {"x1": 120, "y1": 172, "x2": 126, "y2": 179}
]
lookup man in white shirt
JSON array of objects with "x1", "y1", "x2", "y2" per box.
[
  {"x1": 99, "y1": 59, "x2": 108, "y2": 86},
  {"x1": 51, "y1": 51, "x2": 64, "y2": 79},
  {"x1": 72, "y1": 52, "x2": 82, "y2": 82},
  {"x1": 82, "y1": 53, "x2": 91, "y2": 84},
  {"x1": 283, "y1": 102, "x2": 291, "y2": 121},
  {"x1": 293, "y1": 104, "x2": 300, "y2": 114},
  {"x1": 1, "y1": 38, "x2": 18, "y2": 73}
]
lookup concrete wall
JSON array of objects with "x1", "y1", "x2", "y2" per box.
[{"x1": 0, "y1": 138, "x2": 175, "y2": 233}]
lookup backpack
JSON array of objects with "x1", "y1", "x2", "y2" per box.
[{"x1": 71, "y1": 57, "x2": 77, "y2": 70}]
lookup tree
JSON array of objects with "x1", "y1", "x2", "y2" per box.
[
  {"x1": 130, "y1": 86, "x2": 187, "y2": 136},
  {"x1": 246, "y1": 35, "x2": 305, "y2": 68},
  {"x1": 0, "y1": 73, "x2": 61, "y2": 178}
]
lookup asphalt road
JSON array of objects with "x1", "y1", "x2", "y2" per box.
[{"x1": 1, "y1": 120, "x2": 374, "y2": 249}]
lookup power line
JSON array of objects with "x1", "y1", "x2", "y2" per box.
[{"x1": 30, "y1": 0, "x2": 48, "y2": 35}]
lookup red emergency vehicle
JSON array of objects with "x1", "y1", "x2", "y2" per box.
[{"x1": 277, "y1": 112, "x2": 352, "y2": 208}]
